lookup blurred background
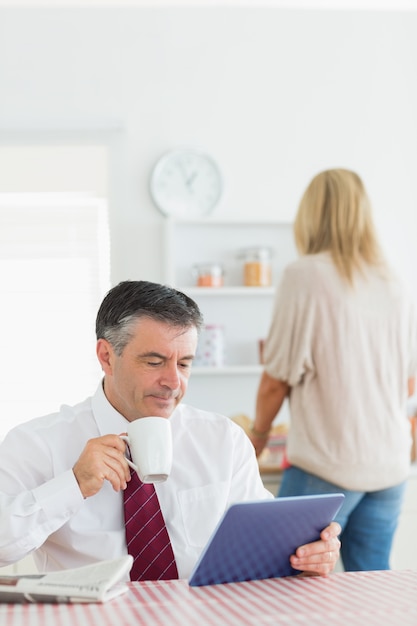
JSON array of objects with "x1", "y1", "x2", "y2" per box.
[{"x1": 1, "y1": 0, "x2": 417, "y2": 437}]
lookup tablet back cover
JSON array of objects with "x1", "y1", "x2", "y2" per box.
[{"x1": 188, "y1": 493, "x2": 344, "y2": 586}]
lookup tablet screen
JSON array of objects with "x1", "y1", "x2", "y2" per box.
[{"x1": 188, "y1": 493, "x2": 344, "y2": 586}]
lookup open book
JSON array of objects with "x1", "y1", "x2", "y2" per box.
[{"x1": 0, "y1": 555, "x2": 133, "y2": 604}]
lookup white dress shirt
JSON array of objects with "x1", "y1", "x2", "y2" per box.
[{"x1": 0, "y1": 383, "x2": 271, "y2": 578}]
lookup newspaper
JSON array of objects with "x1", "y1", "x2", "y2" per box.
[{"x1": 0, "y1": 555, "x2": 133, "y2": 604}]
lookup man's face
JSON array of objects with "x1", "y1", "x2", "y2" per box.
[{"x1": 96, "y1": 317, "x2": 198, "y2": 421}]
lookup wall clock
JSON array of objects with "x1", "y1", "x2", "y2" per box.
[{"x1": 149, "y1": 148, "x2": 223, "y2": 217}]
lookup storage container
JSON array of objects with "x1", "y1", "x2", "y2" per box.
[
  {"x1": 192, "y1": 262, "x2": 224, "y2": 287},
  {"x1": 194, "y1": 324, "x2": 225, "y2": 367},
  {"x1": 239, "y1": 247, "x2": 273, "y2": 287}
]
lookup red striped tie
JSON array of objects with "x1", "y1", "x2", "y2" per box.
[{"x1": 123, "y1": 470, "x2": 178, "y2": 581}]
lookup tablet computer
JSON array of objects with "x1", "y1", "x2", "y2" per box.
[{"x1": 188, "y1": 493, "x2": 344, "y2": 587}]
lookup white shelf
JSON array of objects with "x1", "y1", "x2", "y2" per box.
[
  {"x1": 163, "y1": 218, "x2": 296, "y2": 418},
  {"x1": 192, "y1": 365, "x2": 263, "y2": 376},
  {"x1": 179, "y1": 286, "x2": 275, "y2": 296},
  {"x1": 164, "y1": 217, "x2": 292, "y2": 226},
  {"x1": 163, "y1": 218, "x2": 296, "y2": 287}
]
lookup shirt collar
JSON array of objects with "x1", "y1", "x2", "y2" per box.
[{"x1": 91, "y1": 380, "x2": 130, "y2": 436}]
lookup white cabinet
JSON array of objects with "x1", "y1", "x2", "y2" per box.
[{"x1": 163, "y1": 218, "x2": 296, "y2": 420}]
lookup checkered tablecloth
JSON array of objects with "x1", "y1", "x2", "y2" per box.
[{"x1": 1, "y1": 569, "x2": 416, "y2": 625}]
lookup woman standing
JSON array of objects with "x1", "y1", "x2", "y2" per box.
[{"x1": 250, "y1": 168, "x2": 417, "y2": 571}]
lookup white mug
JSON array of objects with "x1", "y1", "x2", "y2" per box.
[{"x1": 120, "y1": 416, "x2": 172, "y2": 484}]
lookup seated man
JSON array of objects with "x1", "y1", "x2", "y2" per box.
[{"x1": 0, "y1": 280, "x2": 340, "y2": 579}]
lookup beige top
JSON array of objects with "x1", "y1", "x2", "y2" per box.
[{"x1": 264, "y1": 252, "x2": 417, "y2": 490}]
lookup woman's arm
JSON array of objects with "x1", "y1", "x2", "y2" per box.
[{"x1": 249, "y1": 371, "x2": 289, "y2": 457}]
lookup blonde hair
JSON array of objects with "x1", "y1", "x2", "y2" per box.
[{"x1": 293, "y1": 168, "x2": 386, "y2": 284}]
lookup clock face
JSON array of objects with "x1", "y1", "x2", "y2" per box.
[{"x1": 150, "y1": 149, "x2": 223, "y2": 217}]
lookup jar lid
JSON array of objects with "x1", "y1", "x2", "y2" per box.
[
  {"x1": 237, "y1": 247, "x2": 273, "y2": 261},
  {"x1": 192, "y1": 262, "x2": 224, "y2": 276}
]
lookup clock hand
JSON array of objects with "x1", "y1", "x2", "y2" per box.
[
  {"x1": 178, "y1": 160, "x2": 189, "y2": 181},
  {"x1": 186, "y1": 171, "x2": 198, "y2": 188}
]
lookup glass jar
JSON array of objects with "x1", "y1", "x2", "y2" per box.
[
  {"x1": 192, "y1": 262, "x2": 224, "y2": 287},
  {"x1": 239, "y1": 247, "x2": 272, "y2": 287},
  {"x1": 194, "y1": 324, "x2": 225, "y2": 367}
]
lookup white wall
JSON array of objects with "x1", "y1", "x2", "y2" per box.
[{"x1": 1, "y1": 6, "x2": 416, "y2": 286}]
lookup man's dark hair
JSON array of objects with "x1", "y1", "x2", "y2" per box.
[{"x1": 96, "y1": 280, "x2": 203, "y2": 355}]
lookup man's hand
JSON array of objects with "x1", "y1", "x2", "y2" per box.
[
  {"x1": 73, "y1": 434, "x2": 131, "y2": 498},
  {"x1": 290, "y1": 521, "x2": 342, "y2": 576}
]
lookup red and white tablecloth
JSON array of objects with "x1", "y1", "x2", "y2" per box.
[{"x1": 0, "y1": 569, "x2": 416, "y2": 625}]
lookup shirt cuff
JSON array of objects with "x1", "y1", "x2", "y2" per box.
[{"x1": 33, "y1": 469, "x2": 84, "y2": 518}]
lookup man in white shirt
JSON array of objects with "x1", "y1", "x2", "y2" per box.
[{"x1": 0, "y1": 280, "x2": 340, "y2": 579}]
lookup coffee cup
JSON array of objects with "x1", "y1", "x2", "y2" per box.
[{"x1": 120, "y1": 416, "x2": 172, "y2": 484}]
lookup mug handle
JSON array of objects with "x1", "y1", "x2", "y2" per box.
[{"x1": 119, "y1": 435, "x2": 138, "y2": 471}]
